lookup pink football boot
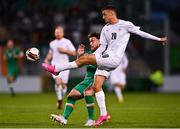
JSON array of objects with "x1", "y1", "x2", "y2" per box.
[
  {"x1": 42, "y1": 63, "x2": 59, "y2": 75},
  {"x1": 94, "y1": 114, "x2": 111, "y2": 126}
]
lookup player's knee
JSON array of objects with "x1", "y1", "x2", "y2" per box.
[
  {"x1": 92, "y1": 83, "x2": 102, "y2": 92},
  {"x1": 67, "y1": 89, "x2": 83, "y2": 99},
  {"x1": 84, "y1": 87, "x2": 94, "y2": 96},
  {"x1": 56, "y1": 78, "x2": 62, "y2": 86}
]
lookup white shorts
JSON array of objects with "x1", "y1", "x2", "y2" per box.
[
  {"x1": 94, "y1": 53, "x2": 121, "y2": 78},
  {"x1": 109, "y1": 70, "x2": 126, "y2": 86},
  {"x1": 52, "y1": 70, "x2": 70, "y2": 84},
  {"x1": 95, "y1": 68, "x2": 110, "y2": 78}
]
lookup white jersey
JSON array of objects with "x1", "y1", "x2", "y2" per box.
[
  {"x1": 115, "y1": 53, "x2": 128, "y2": 71},
  {"x1": 49, "y1": 38, "x2": 75, "y2": 66},
  {"x1": 94, "y1": 19, "x2": 161, "y2": 78},
  {"x1": 99, "y1": 19, "x2": 161, "y2": 65}
]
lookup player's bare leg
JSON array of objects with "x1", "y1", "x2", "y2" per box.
[
  {"x1": 92, "y1": 75, "x2": 110, "y2": 126},
  {"x1": 62, "y1": 84, "x2": 67, "y2": 97},
  {"x1": 67, "y1": 89, "x2": 83, "y2": 99},
  {"x1": 55, "y1": 77, "x2": 64, "y2": 109},
  {"x1": 42, "y1": 54, "x2": 97, "y2": 75}
]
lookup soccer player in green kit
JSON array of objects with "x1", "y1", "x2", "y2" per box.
[
  {"x1": 50, "y1": 33, "x2": 103, "y2": 126},
  {"x1": 4, "y1": 39, "x2": 24, "y2": 96}
]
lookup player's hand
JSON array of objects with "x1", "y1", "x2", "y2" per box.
[
  {"x1": 19, "y1": 51, "x2": 24, "y2": 58},
  {"x1": 160, "y1": 37, "x2": 167, "y2": 45},
  {"x1": 77, "y1": 44, "x2": 85, "y2": 57}
]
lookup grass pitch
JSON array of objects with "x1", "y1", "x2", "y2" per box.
[{"x1": 0, "y1": 92, "x2": 180, "y2": 128}]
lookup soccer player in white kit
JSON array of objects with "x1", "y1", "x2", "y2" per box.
[
  {"x1": 44, "y1": 26, "x2": 76, "y2": 109},
  {"x1": 109, "y1": 53, "x2": 128, "y2": 102},
  {"x1": 42, "y1": 6, "x2": 167, "y2": 125}
]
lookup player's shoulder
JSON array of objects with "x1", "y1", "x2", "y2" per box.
[
  {"x1": 103, "y1": 23, "x2": 111, "y2": 28},
  {"x1": 120, "y1": 20, "x2": 134, "y2": 26},
  {"x1": 101, "y1": 24, "x2": 109, "y2": 32},
  {"x1": 62, "y1": 38, "x2": 73, "y2": 44}
]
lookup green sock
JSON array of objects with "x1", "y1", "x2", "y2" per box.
[
  {"x1": 85, "y1": 96, "x2": 94, "y2": 120},
  {"x1": 63, "y1": 97, "x2": 75, "y2": 119}
]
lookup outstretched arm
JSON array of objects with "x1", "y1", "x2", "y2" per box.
[
  {"x1": 135, "y1": 30, "x2": 167, "y2": 45},
  {"x1": 127, "y1": 22, "x2": 167, "y2": 45},
  {"x1": 58, "y1": 47, "x2": 77, "y2": 56}
]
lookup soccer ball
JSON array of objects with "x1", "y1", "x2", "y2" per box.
[{"x1": 26, "y1": 47, "x2": 40, "y2": 61}]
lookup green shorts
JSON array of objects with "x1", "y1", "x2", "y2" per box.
[
  {"x1": 74, "y1": 78, "x2": 94, "y2": 95},
  {"x1": 7, "y1": 67, "x2": 18, "y2": 79}
]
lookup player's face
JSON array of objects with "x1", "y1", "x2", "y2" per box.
[
  {"x1": 7, "y1": 40, "x2": 14, "y2": 49},
  {"x1": 102, "y1": 10, "x2": 113, "y2": 23},
  {"x1": 55, "y1": 27, "x2": 64, "y2": 39},
  {"x1": 89, "y1": 37, "x2": 99, "y2": 51}
]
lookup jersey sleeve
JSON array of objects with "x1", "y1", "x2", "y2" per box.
[
  {"x1": 127, "y1": 21, "x2": 140, "y2": 33},
  {"x1": 99, "y1": 27, "x2": 108, "y2": 45},
  {"x1": 127, "y1": 21, "x2": 161, "y2": 41}
]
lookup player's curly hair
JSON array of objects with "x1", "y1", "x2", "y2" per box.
[{"x1": 88, "y1": 32, "x2": 100, "y2": 39}]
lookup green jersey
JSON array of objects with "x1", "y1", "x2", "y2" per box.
[
  {"x1": 84, "y1": 55, "x2": 96, "y2": 80},
  {"x1": 5, "y1": 47, "x2": 20, "y2": 77},
  {"x1": 74, "y1": 51, "x2": 96, "y2": 95}
]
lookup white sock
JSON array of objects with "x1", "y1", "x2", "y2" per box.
[
  {"x1": 95, "y1": 90, "x2": 107, "y2": 116},
  {"x1": 114, "y1": 87, "x2": 123, "y2": 99},
  {"x1": 55, "y1": 61, "x2": 78, "y2": 72},
  {"x1": 55, "y1": 84, "x2": 63, "y2": 100}
]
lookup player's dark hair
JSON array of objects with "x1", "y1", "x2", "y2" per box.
[
  {"x1": 88, "y1": 32, "x2": 100, "y2": 39},
  {"x1": 55, "y1": 25, "x2": 63, "y2": 30},
  {"x1": 101, "y1": 5, "x2": 117, "y2": 13}
]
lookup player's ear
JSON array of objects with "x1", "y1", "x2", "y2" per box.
[{"x1": 108, "y1": 10, "x2": 114, "y2": 17}]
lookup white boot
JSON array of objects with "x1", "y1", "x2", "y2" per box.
[
  {"x1": 50, "y1": 114, "x2": 67, "y2": 125},
  {"x1": 84, "y1": 119, "x2": 95, "y2": 126}
]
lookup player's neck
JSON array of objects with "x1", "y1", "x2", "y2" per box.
[
  {"x1": 110, "y1": 18, "x2": 119, "y2": 25},
  {"x1": 56, "y1": 37, "x2": 63, "y2": 40}
]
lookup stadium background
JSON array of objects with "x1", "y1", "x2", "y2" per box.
[
  {"x1": 0, "y1": 0, "x2": 180, "y2": 128},
  {"x1": 1, "y1": 0, "x2": 180, "y2": 92}
]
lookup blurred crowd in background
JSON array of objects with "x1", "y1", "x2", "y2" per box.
[{"x1": 0, "y1": 0, "x2": 180, "y2": 77}]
